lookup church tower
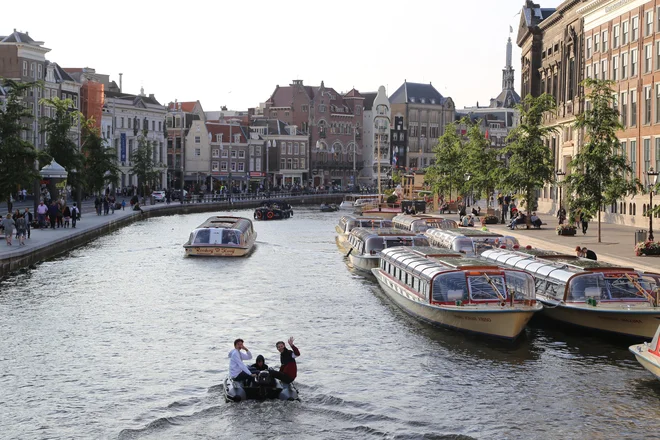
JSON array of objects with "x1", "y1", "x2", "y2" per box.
[{"x1": 490, "y1": 30, "x2": 521, "y2": 108}]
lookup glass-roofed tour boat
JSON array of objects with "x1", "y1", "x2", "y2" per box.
[
  {"x1": 345, "y1": 228, "x2": 429, "y2": 272},
  {"x1": 372, "y1": 247, "x2": 542, "y2": 339},
  {"x1": 481, "y1": 248, "x2": 660, "y2": 338},
  {"x1": 335, "y1": 215, "x2": 394, "y2": 250},
  {"x1": 184, "y1": 216, "x2": 257, "y2": 257}
]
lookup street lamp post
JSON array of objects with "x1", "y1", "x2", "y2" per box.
[
  {"x1": 556, "y1": 169, "x2": 566, "y2": 213},
  {"x1": 266, "y1": 139, "x2": 276, "y2": 195},
  {"x1": 464, "y1": 172, "x2": 472, "y2": 207},
  {"x1": 648, "y1": 167, "x2": 659, "y2": 241}
]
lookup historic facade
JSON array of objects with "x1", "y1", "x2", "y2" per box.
[
  {"x1": 389, "y1": 81, "x2": 455, "y2": 171},
  {"x1": 166, "y1": 101, "x2": 204, "y2": 190}
]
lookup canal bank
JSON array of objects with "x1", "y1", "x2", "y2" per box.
[{"x1": 0, "y1": 193, "x2": 342, "y2": 278}]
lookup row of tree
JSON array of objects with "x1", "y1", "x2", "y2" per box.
[
  {"x1": 0, "y1": 79, "x2": 161, "y2": 207},
  {"x1": 425, "y1": 78, "x2": 641, "y2": 242}
]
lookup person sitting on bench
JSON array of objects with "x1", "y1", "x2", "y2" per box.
[{"x1": 530, "y1": 212, "x2": 543, "y2": 228}]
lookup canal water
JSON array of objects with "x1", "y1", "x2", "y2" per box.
[{"x1": 1, "y1": 208, "x2": 659, "y2": 440}]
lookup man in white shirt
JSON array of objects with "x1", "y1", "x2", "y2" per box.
[{"x1": 228, "y1": 338, "x2": 256, "y2": 383}]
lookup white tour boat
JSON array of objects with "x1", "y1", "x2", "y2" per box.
[
  {"x1": 345, "y1": 228, "x2": 428, "y2": 272},
  {"x1": 335, "y1": 215, "x2": 393, "y2": 250},
  {"x1": 339, "y1": 194, "x2": 383, "y2": 210},
  {"x1": 392, "y1": 214, "x2": 458, "y2": 233},
  {"x1": 629, "y1": 324, "x2": 660, "y2": 380},
  {"x1": 481, "y1": 249, "x2": 660, "y2": 338},
  {"x1": 372, "y1": 247, "x2": 542, "y2": 339},
  {"x1": 184, "y1": 216, "x2": 257, "y2": 257},
  {"x1": 425, "y1": 228, "x2": 519, "y2": 255}
]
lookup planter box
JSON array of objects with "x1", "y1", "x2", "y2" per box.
[{"x1": 558, "y1": 230, "x2": 576, "y2": 236}]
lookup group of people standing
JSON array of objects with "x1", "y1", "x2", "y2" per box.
[
  {"x1": 228, "y1": 337, "x2": 300, "y2": 385},
  {"x1": 94, "y1": 194, "x2": 117, "y2": 216},
  {"x1": 35, "y1": 200, "x2": 79, "y2": 230},
  {"x1": 1, "y1": 210, "x2": 29, "y2": 246}
]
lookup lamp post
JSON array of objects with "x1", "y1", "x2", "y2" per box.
[
  {"x1": 266, "y1": 139, "x2": 276, "y2": 195},
  {"x1": 464, "y1": 172, "x2": 472, "y2": 207},
  {"x1": 556, "y1": 169, "x2": 566, "y2": 213},
  {"x1": 227, "y1": 118, "x2": 241, "y2": 194},
  {"x1": 648, "y1": 167, "x2": 659, "y2": 241}
]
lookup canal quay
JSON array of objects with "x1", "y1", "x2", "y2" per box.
[{"x1": 1, "y1": 206, "x2": 659, "y2": 440}]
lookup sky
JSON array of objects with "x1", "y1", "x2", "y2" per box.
[{"x1": 5, "y1": 0, "x2": 564, "y2": 112}]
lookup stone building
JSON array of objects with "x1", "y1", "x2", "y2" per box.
[
  {"x1": 517, "y1": 0, "x2": 587, "y2": 213},
  {"x1": 361, "y1": 86, "x2": 392, "y2": 185},
  {"x1": 205, "y1": 121, "x2": 249, "y2": 191},
  {"x1": 166, "y1": 101, "x2": 204, "y2": 190},
  {"x1": 389, "y1": 81, "x2": 455, "y2": 171}
]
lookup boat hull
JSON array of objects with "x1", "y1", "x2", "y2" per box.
[
  {"x1": 184, "y1": 244, "x2": 255, "y2": 257},
  {"x1": 372, "y1": 269, "x2": 540, "y2": 339},
  {"x1": 538, "y1": 299, "x2": 660, "y2": 338},
  {"x1": 629, "y1": 345, "x2": 660, "y2": 380},
  {"x1": 348, "y1": 253, "x2": 379, "y2": 272}
]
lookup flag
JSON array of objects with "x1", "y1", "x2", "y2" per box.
[{"x1": 392, "y1": 154, "x2": 398, "y2": 166}]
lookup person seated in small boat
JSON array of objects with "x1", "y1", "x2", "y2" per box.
[
  {"x1": 228, "y1": 338, "x2": 256, "y2": 384},
  {"x1": 250, "y1": 354, "x2": 269, "y2": 371},
  {"x1": 270, "y1": 337, "x2": 300, "y2": 384}
]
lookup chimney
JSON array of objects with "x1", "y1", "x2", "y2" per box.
[
  {"x1": 119, "y1": 73, "x2": 123, "y2": 93},
  {"x1": 149, "y1": 93, "x2": 155, "y2": 99}
]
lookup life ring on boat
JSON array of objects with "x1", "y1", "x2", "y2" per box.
[
  {"x1": 255, "y1": 211, "x2": 262, "y2": 219},
  {"x1": 267, "y1": 211, "x2": 274, "y2": 220}
]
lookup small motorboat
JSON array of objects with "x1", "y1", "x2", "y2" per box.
[
  {"x1": 320, "y1": 203, "x2": 339, "y2": 212},
  {"x1": 629, "y1": 324, "x2": 660, "y2": 380},
  {"x1": 254, "y1": 200, "x2": 294, "y2": 220},
  {"x1": 223, "y1": 369, "x2": 299, "y2": 402}
]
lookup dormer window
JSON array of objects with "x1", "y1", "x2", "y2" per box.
[
  {"x1": 410, "y1": 97, "x2": 416, "y2": 103},
  {"x1": 420, "y1": 98, "x2": 426, "y2": 103},
  {"x1": 430, "y1": 99, "x2": 436, "y2": 104},
  {"x1": 234, "y1": 134, "x2": 240, "y2": 143}
]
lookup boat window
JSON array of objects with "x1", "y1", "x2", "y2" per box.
[
  {"x1": 568, "y1": 274, "x2": 609, "y2": 301},
  {"x1": 534, "y1": 278, "x2": 547, "y2": 294},
  {"x1": 432, "y1": 272, "x2": 468, "y2": 302},
  {"x1": 194, "y1": 229, "x2": 211, "y2": 244},
  {"x1": 605, "y1": 274, "x2": 653, "y2": 300},
  {"x1": 468, "y1": 275, "x2": 507, "y2": 301},
  {"x1": 222, "y1": 230, "x2": 240, "y2": 245},
  {"x1": 545, "y1": 282, "x2": 565, "y2": 300},
  {"x1": 504, "y1": 271, "x2": 535, "y2": 300},
  {"x1": 454, "y1": 238, "x2": 474, "y2": 254}
]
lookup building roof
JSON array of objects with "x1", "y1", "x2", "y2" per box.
[
  {"x1": 362, "y1": 92, "x2": 377, "y2": 111},
  {"x1": 205, "y1": 122, "x2": 249, "y2": 144},
  {"x1": 250, "y1": 118, "x2": 304, "y2": 136},
  {"x1": 389, "y1": 81, "x2": 447, "y2": 105},
  {"x1": 105, "y1": 90, "x2": 162, "y2": 106},
  {"x1": 489, "y1": 88, "x2": 521, "y2": 108},
  {"x1": 344, "y1": 88, "x2": 363, "y2": 98},
  {"x1": 168, "y1": 101, "x2": 197, "y2": 112},
  {"x1": 50, "y1": 62, "x2": 76, "y2": 83},
  {"x1": 0, "y1": 30, "x2": 39, "y2": 44}
]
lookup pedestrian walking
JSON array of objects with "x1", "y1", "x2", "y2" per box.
[
  {"x1": 70, "y1": 203, "x2": 79, "y2": 228},
  {"x1": 36, "y1": 201, "x2": 47, "y2": 228},
  {"x1": 23, "y1": 208, "x2": 32, "y2": 239},
  {"x1": 121, "y1": 200, "x2": 126, "y2": 210},
  {"x1": 63, "y1": 205, "x2": 71, "y2": 228},
  {"x1": 2, "y1": 213, "x2": 15, "y2": 246},
  {"x1": 15, "y1": 214, "x2": 26, "y2": 246},
  {"x1": 48, "y1": 201, "x2": 58, "y2": 229},
  {"x1": 103, "y1": 197, "x2": 109, "y2": 215},
  {"x1": 579, "y1": 211, "x2": 589, "y2": 235}
]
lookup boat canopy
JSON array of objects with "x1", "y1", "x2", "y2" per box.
[
  {"x1": 348, "y1": 228, "x2": 428, "y2": 255},
  {"x1": 392, "y1": 214, "x2": 457, "y2": 232},
  {"x1": 188, "y1": 216, "x2": 255, "y2": 246}
]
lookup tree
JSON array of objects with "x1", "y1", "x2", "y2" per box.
[
  {"x1": 40, "y1": 96, "x2": 83, "y2": 197},
  {"x1": 0, "y1": 79, "x2": 44, "y2": 207},
  {"x1": 462, "y1": 119, "x2": 504, "y2": 207},
  {"x1": 80, "y1": 118, "x2": 119, "y2": 195},
  {"x1": 567, "y1": 78, "x2": 640, "y2": 242},
  {"x1": 130, "y1": 135, "x2": 160, "y2": 197},
  {"x1": 502, "y1": 94, "x2": 557, "y2": 225},
  {"x1": 426, "y1": 121, "x2": 465, "y2": 204}
]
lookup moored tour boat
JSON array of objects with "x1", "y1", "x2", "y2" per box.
[
  {"x1": 335, "y1": 215, "x2": 393, "y2": 250},
  {"x1": 339, "y1": 194, "x2": 383, "y2": 210},
  {"x1": 345, "y1": 227, "x2": 428, "y2": 272},
  {"x1": 371, "y1": 247, "x2": 542, "y2": 339},
  {"x1": 320, "y1": 203, "x2": 339, "y2": 212},
  {"x1": 184, "y1": 216, "x2": 257, "y2": 257},
  {"x1": 629, "y1": 324, "x2": 660, "y2": 380},
  {"x1": 425, "y1": 228, "x2": 519, "y2": 255},
  {"x1": 392, "y1": 214, "x2": 458, "y2": 233},
  {"x1": 481, "y1": 249, "x2": 660, "y2": 338}
]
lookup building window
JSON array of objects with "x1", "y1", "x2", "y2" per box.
[
  {"x1": 613, "y1": 55, "x2": 619, "y2": 80},
  {"x1": 633, "y1": 16, "x2": 640, "y2": 41},
  {"x1": 621, "y1": 141, "x2": 628, "y2": 179},
  {"x1": 217, "y1": 134, "x2": 222, "y2": 143},
  {"x1": 121, "y1": 117, "x2": 125, "y2": 128},
  {"x1": 632, "y1": 91, "x2": 638, "y2": 127},
  {"x1": 656, "y1": 84, "x2": 660, "y2": 123},
  {"x1": 159, "y1": 121, "x2": 162, "y2": 131},
  {"x1": 645, "y1": 86, "x2": 652, "y2": 125},
  {"x1": 601, "y1": 59, "x2": 607, "y2": 80},
  {"x1": 294, "y1": 142, "x2": 299, "y2": 154},
  {"x1": 644, "y1": 138, "x2": 651, "y2": 172},
  {"x1": 631, "y1": 140, "x2": 637, "y2": 175},
  {"x1": 656, "y1": 138, "x2": 660, "y2": 171},
  {"x1": 255, "y1": 159, "x2": 261, "y2": 172},
  {"x1": 221, "y1": 161, "x2": 227, "y2": 171},
  {"x1": 287, "y1": 158, "x2": 292, "y2": 169},
  {"x1": 614, "y1": 24, "x2": 620, "y2": 47},
  {"x1": 586, "y1": 64, "x2": 592, "y2": 79},
  {"x1": 622, "y1": 53, "x2": 628, "y2": 79},
  {"x1": 301, "y1": 158, "x2": 305, "y2": 169},
  {"x1": 594, "y1": 34, "x2": 600, "y2": 53},
  {"x1": 623, "y1": 21, "x2": 629, "y2": 45},
  {"x1": 356, "y1": 106, "x2": 361, "y2": 115},
  {"x1": 37, "y1": 64, "x2": 42, "y2": 79},
  {"x1": 632, "y1": 49, "x2": 638, "y2": 76},
  {"x1": 221, "y1": 150, "x2": 228, "y2": 158},
  {"x1": 238, "y1": 150, "x2": 245, "y2": 159},
  {"x1": 194, "y1": 148, "x2": 201, "y2": 157},
  {"x1": 230, "y1": 162, "x2": 236, "y2": 172},
  {"x1": 319, "y1": 104, "x2": 325, "y2": 113},
  {"x1": 280, "y1": 158, "x2": 285, "y2": 170},
  {"x1": 22, "y1": 61, "x2": 27, "y2": 76},
  {"x1": 212, "y1": 149, "x2": 219, "y2": 158},
  {"x1": 195, "y1": 136, "x2": 201, "y2": 144},
  {"x1": 231, "y1": 150, "x2": 237, "y2": 158},
  {"x1": 212, "y1": 161, "x2": 219, "y2": 172},
  {"x1": 622, "y1": 92, "x2": 628, "y2": 126},
  {"x1": 293, "y1": 158, "x2": 299, "y2": 169},
  {"x1": 602, "y1": 30, "x2": 608, "y2": 52},
  {"x1": 646, "y1": 44, "x2": 653, "y2": 73},
  {"x1": 587, "y1": 37, "x2": 592, "y2": 58},
  {"x1": 647, "y1": 10, "x2": 654, "y2": 37},
  {"x1": 288, "y1": 142, "x2": 293, "y2": 154},
  {"x1": 302, "y1": 105, "x2": 308, "y2": 112},
  {"x1": 238, "y1": 162, "x2": 244, "y2": 172}
]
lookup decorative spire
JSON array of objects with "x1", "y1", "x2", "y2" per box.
[{"x1": 506, "y1": 36, "x2": 512, "y2": 69}]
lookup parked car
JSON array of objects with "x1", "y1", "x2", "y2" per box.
[{"x1": 152, "y1": 191, "x2": 166, "y2": 202}]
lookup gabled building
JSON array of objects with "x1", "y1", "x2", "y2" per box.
[
  {"x1": 205, "y1": 121, "x2": 249, "y2": 191},
  {"x1": 361, "y1": 86, "x2": 391, "y2": 185},
  {"x1": 264, "y1": 79, "x2": 364, "y2": 188},
  {"x1": 389, "y1": 81, "x2": 455, "y2": 171},
  {"x1": 166, "y1": 100, "x2": 205, "y2": 189}
]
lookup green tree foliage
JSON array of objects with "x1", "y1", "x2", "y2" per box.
[
  {"x1": 130, "y1": 135, "x2": 160, "y2": 196},
  {"x1": 462, "y1": 119, "x2": 503, "y2": 206},
  {"x1": 567, "y1": 78, "x2": 640, "y2": 242},
  {"x1": 0, "y1": 79, "x2": 43, "y2": 206},
  {"x1": 502, "y1": 93, "x2": 557, "y2": 221},
  {"x1": 425, "y1": 121, "x2": 465, "y2": 202},
  {"x1": 80, "y1": 118, "x2": 119, "y2": 195},
  {"x1": 40, "y1": 96, "x2": 83, "y2": 190}
]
